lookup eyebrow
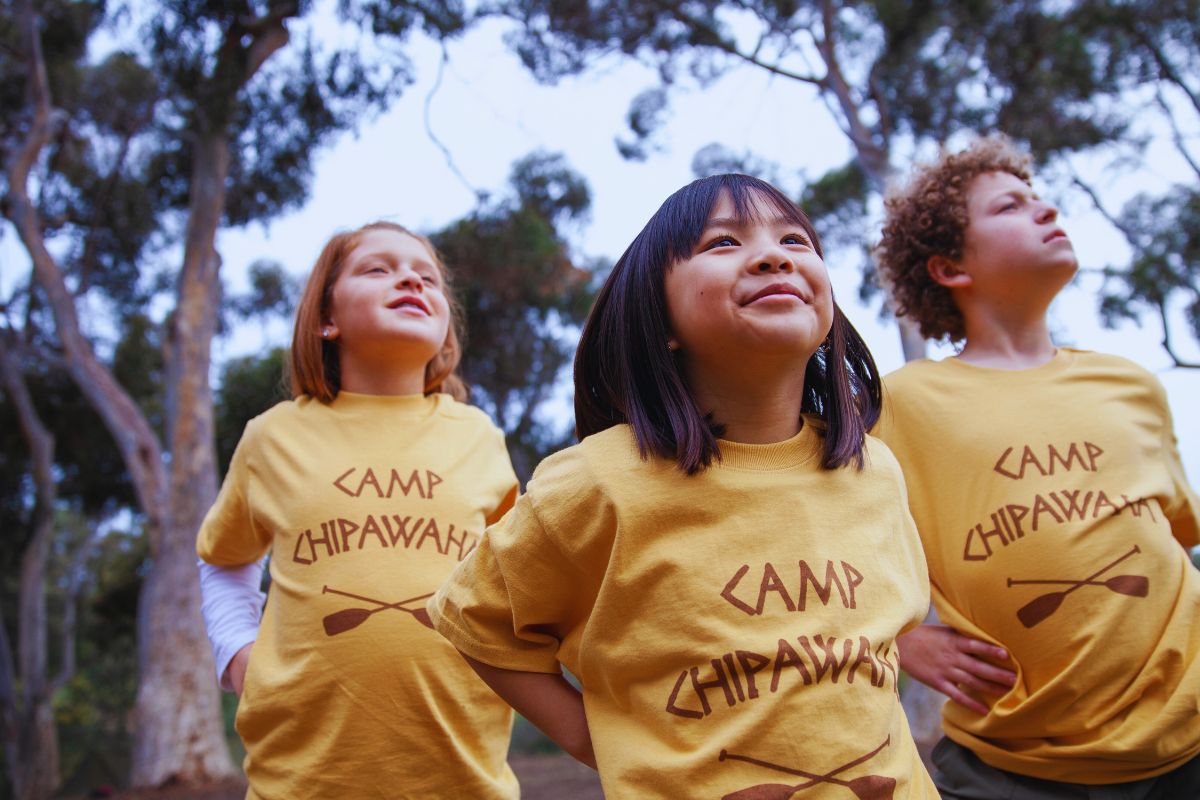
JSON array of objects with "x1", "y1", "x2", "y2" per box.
[{"x1": 990, "y1": 188, "x2": 1038, "y2": 203}]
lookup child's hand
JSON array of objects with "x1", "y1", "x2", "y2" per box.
[
  {"x1": 897, "y1": 624, "x2": 1015, "y2": 715},
  {"x1": 226, "y1": 642, "x2": 254, "y2": 698}
]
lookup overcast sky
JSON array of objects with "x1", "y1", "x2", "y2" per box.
[
  {"x1": 209, "y1": 18, "x2": 1199, "y2": 480},
  {"x1": 1, "y1": 14, "x2": 1194, "y2": 479}
]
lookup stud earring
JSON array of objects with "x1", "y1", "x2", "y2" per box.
[{"x1": 321, "y1": 328, "x2": 332, "y2": 338}]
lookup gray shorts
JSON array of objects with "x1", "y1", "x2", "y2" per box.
[{"x1": 931, "y1": 737, "x2": 1200, "y2": 800}]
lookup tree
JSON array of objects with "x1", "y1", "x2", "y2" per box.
[
  {"x1": 432, "y1": 151, "x2": 598, "y2": 481},
  {"x1": 0, "y1": 0, "x2": 432, "y2": 786},
  {"x1": 497, "y1": 0, "x2": 1137, "y2": 360},
  {"x1": 0, "y1": 334, "x2": 63, "y2": 800},
  {"x1": 1065, "y1": 0, "x2": 1200, "y2": 365}
]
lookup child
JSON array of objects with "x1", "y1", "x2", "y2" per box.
[
  {"x1": 196, "y1": 222, "x2": 520, "y2": 799},
  {"x1": 428, "y1": 174, "x2": 939, "y2": 799},
  {"x1": 873, "y1": 134, "x2": 1200, "y2": 797}
]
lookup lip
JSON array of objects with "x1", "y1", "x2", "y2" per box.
[
  {"x1": 1043, "y1": 228, "x2": 1069, "y2": 244},
  {"x1": 744, "y1": 282, "x2": 808, "y2": 305},
  {"x1": 387, "y1": 294, "x2": 431, "y2": 315}
]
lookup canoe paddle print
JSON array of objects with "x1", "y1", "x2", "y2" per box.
[
  {"x1": 321, "y1": 585, "x2": 435, "y2": 635},
  {"x1": 1006, "y1": 545, "x2": 1147, "y2": 628},
  {"x1": 718, "y1": 735, "x2": 894, "y2": 800}
]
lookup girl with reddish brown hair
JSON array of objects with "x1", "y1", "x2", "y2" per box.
[
  {"x1": 429, "y1": 175, "x2": 939, "y2": 799},
  {"x1": 196, "y1": 222, "x2": 520, "y2": 799}
]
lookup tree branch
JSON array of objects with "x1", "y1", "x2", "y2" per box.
[
  {"x1": 242, "y1": 4, "x2": 296, "y2": 82},
  {"x1": 0, "y1": 330, "x2": 55, "y2": 717},
  {"x1": 1154, "y1": 89, "x2": 1200, "y2": 182},
  {"x1": 5, "y1": 0, "x2": 168, "y2": 546},
  {"x1": 52, "y1": 529, "x2": 100, "y2": 693},
  {"x1": 1157, "y1": 300, "x2": 1200, "y2": 369},
  {"x1": 813, "y1": 0, "x2": 889, "y2": 186},
  {"x1": 654, "y1": 0, "x2": 826, "y2": 87},
  {"x1": 1135, "y1": 25, "x2": 1200, "y2": 117},
  {"x1": 1069, "y1": 171, "x2": 1137, "y2": 242}
]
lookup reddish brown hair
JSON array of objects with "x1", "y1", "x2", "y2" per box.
[
  {"x1": 875, "y1": 134, "x2": 1033, "y2": 342},
  {"x1": 289, "y1": 221, "x2": 467, "y2": 402}
]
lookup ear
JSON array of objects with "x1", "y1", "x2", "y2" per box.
[
  {"x1": 321, "y1": 322, "x2": 340, "y2": 341},
  {"x1": 927, "y1": 255, "x2": 972, "y2": 289},
  {"x1": 667, "y1": 337, "x2": 680, "y2": 352}
]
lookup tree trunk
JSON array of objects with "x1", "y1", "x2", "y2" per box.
[
  {"x1": 0, "y1": 340, "x2": 61, "y2": 800},
  {"x1": 130, "y1": 131, "x2": 235, "y2": 787},
  {"x1": 6, "y1": 1, "x2": 234, "y2": 787}
]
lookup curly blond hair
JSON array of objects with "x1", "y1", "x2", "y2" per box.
[{"x1": 875, "y1": 134, "x2": 1033, "y2": 342}]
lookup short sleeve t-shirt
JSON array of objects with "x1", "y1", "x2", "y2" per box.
[{"x1": 197, "y1": 391, "x2": 520, "y2": 800}]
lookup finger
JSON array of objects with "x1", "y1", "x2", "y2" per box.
[
  {"x1": 957, "y1": 656, "x2": 1017, "y2": 687},
  {"x1": 941, "y1": 683, "x2": 990, "y2": 715},
  {"x1": 957, "y1": 636, "x2": 1010, "y2": 663},
  {"x1": 953, "y1": 671, "x2": 1011, "y2": 697}
]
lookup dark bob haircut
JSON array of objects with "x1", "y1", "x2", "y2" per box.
[{"x1": 574, "y1": 173, "x2": 881, "y2": 474}]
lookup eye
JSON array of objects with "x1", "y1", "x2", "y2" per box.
[
  {"x1": 704, "y1": 234, "x2": 738, "y2": 250},
  {"x1": 782, "y1": 233, "x2": 811, "y2": 247}
]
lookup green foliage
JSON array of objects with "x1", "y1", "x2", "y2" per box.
[
  {"x1": 432, "y1": 152, "x2": 598, "y2": 481},
  {"x1": 54, "y1": 524, "x2": 144, "y2": 795},
  {"x1": 225, "y1": 259, "x2": 302, "y2": 327},
  {"x1": 214, "y1": 348, "x2": 290, "y2": 477},
  {"x1": 1099, "y1": 187, "x2": 1200, "y2": 359},
  {"x1": 0, "y1": 349, "x2": 137, "y2": 522},
  {"x1": 501, "y1": 0, "x2": 1198, "y2": 356}
]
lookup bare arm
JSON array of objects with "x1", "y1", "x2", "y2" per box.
[
  {"x1": 460, "y1": 652, "x2": 596, "y2": 769},
  {"x1": 897, "y1": 624, "x2": 1016, "y2": 715}
]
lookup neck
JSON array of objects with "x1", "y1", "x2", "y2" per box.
[
  {"x1": 338, "y1": 351, "x2": 427, "y2": 396},
  {"x1": 956, "y1": 302, "x2": 1056, "y2": 369},
  {"x1": 683, "y1": 357, "x2": 807, "y2": 444}
]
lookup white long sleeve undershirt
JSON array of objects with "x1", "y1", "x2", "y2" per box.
[{"x1": 198, "y1": 558, "x2": 266, "y2": 692}]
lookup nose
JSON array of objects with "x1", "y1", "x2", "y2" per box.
[
  {"x1": 393, "y1": 265, "x2": 424, "y2": 291},
  {"x1": 751, "y1": 243, "x2": 794, "y2": 274},
  {"x1": 1035, "y1": 200, "x2": 1058, "y2": 225}
]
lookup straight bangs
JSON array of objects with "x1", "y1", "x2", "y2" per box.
[
  {"x1": 657, "y1": 174, "x2": 824, "y2": 266},
  {"x1": 574, "y1": 173, "x2": 877, "y2": 475}
]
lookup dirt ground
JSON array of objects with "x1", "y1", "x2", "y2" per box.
[{"x1": 95, "y1": 755, "x2": 604, "y2": 799}]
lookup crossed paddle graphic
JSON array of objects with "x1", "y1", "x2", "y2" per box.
[
  {"x1": 1006, "y1": 545, "x2": 1148, "y2": 628},
  {"x1": 321, "y1": 585, "x2": 435, "y2": 636},
  {"x1": 719, "y1": 735, "x2": 894, "y2": 800}
]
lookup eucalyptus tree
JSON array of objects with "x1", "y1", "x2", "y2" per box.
[
  {"x1": 497, "y1": 0, "x2": 1130, "y2": 358},
  {"x1": 432, "y1": 151, "x2": 598, "y2": 483},
  {"x1": 1, "y1": 0, "x2": 455, "y2": 786}
]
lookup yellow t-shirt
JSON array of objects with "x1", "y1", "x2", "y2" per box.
[
  {"x1": 196, "y1": 391, "x2": 520, "y2": 800},
  {"x1": 876, "y1": 349, "x2": 1200, "y2": 783},
  {"x1": 430, "y1": 421, "x2": 938, "y2": 799}
]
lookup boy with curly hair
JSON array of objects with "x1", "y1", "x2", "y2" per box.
[{"x1": 874, "y1": 133, "x2": 1200, "y2": 798}]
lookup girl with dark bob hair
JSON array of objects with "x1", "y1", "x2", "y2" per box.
[
  {"x1": 430, "y1": 175, "x2": 938, "y2": 799},
  {"x1": 575, "y1": 173, "x2": 881, "y2": 473}
]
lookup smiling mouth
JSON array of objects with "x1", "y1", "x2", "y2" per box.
[
  {"x1": 388, "y1": 296, "x2": 430, "y2": 315},
  {"x1": 745, "y1": 283, "x2": 808, "y2": 305}
]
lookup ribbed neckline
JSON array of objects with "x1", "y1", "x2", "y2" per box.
[
  {"x1": 716, "y1": 417, "x2": 823, "y2": 471},
  {"x1": 935, "y1": 347, "x2": 1079, "y2": 380},
  {"x1": 322, "y1": 390, "x2": 444, "y2": 420}
]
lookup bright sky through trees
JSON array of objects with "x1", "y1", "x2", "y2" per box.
[{"x1": 203, "y1": 18, "x2": 1198, "y2": 479}]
